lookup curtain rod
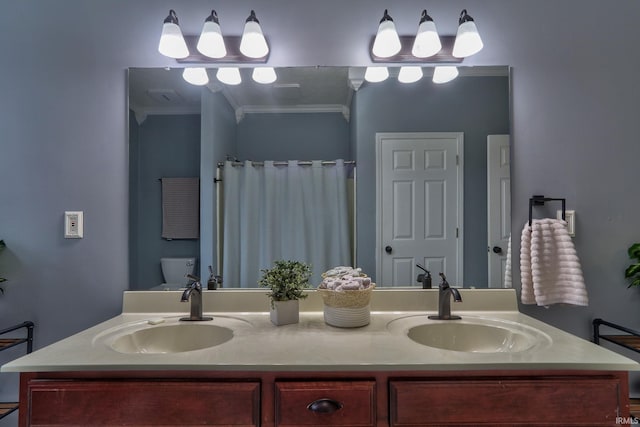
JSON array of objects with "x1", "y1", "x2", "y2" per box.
[{"x1": 217, "y1": 160, "x2": 356, "y2": 167}]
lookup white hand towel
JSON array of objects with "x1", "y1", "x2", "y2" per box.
[
  {"x1": 520, "y1": 219, "x2": 588, "y2": 306},
  {"x1": 503, "y1": 234, "x2": 512, "y2": 288}
]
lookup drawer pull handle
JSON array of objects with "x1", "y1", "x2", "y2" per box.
[{"x1": 307, "y1": 398, "x2": 344, "y2": 414}]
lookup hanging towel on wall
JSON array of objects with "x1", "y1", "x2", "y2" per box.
[
  {"x1": 503, "y1": 234, "x2": 512, "y2": 288},
  {"x1": 520, "y1": 218, "x2": 588, "y2": 306},
  {"x1": 161, "y1": 177, "x2": 200, "y2": 239}
]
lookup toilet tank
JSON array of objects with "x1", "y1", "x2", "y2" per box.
[{"x1": 160, "y1": 257, "x2": 196, "y2": 285}]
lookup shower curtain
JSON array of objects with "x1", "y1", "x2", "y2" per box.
[{"x1": 223, "y1": 160, "x2": 352, "y2": 288}]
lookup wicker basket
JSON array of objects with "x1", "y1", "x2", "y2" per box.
[{"x1": 317, "y1": 284, "x2": 375, "y2": 309}]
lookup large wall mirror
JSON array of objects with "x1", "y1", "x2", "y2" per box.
[{"x1": 128, "y1": 66, "x2": 511, "y2": 290}]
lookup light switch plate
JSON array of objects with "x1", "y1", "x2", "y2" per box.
[
  {"x1": 557, "y1": 209, "x2": 575, "y2": 237},
  {"x1": 64, "y1": 211, "x2": 83, "y2": 239}
]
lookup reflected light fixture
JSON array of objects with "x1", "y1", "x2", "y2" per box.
[
  {"x1": 452, "y1": 9, "x2": 484, "y2": 58},
  {"x1": 158, "y1": 9, "x2": 189, "y2": 59},
  {"x1": 252, "y1": 67, "x2": 277, "y2": 84},
  {"x1": 372, "y1": 10, "x2": 401, "y2": 58},
  {"x1": 182, "y1": 67, "x2": 209, "y2": 86},
  {"x1": 197, "y1": 10, "x2": 227, "y2": 59},
  {"x1": 411, "y1": 10, "x2": 441, "y2": 58},
  {"x1": 432, "y1": 66, "x2": 459, "y2": 84},
  {"x1": 364, "y1": 67, "x2": 389, "y2": 83},
  {"x1": 398, "y1": 66, "x2": 423, "y2": 84},
  {"x1": 216, "y1": 67, "x2": 242, "y2": 85},
  {"x1": 239, "y1": 10, "x2": 269, "y2": 58}
]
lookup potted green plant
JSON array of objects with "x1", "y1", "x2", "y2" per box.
[
  {"x1": 258, "y1": 260, "x2": 311, "y2": 326},
  {"x1": 625, "y1": 243, "x2": 640, "y2": 288}
]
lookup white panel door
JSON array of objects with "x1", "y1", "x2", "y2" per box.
[
  {"x1": 376, "y1": 133, "x2": 463, "y2": 287},
  {"x1": 487, "y1": 135, "x2": 511, "y2": 288}
]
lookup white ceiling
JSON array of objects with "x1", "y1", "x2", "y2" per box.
[{"x1": 128, "y1": 66, "x2": 508, "y2": 123}]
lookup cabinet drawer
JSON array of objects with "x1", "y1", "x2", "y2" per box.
[
  {"x1": 27, "y1": 380, "x2": 260, "y2": 426},
  {"x1": 390, "y1": 378, "x2": 621, "y2": 426},
  {"x1": 275, "y1": 380, "x2": 375, "y2": 426}
]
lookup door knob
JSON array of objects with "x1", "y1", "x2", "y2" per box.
[
  {"x1": 492, "y1": 246, "x2": 503, "y2": 254},
  {"x1": 385, "y1": 245, "x2": 393, "y2": 254}
]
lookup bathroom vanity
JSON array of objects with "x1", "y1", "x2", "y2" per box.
[{"x1": 3, "y1": 289, "x2": 638, "y2": 426}]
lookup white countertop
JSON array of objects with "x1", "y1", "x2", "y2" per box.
[{"x1": 3, "y1": 289, "x2": 639, "y2": 373}]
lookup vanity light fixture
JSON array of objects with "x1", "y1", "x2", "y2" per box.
[
  {"x1": 397, "y1": 66, "x2": 423, "y2": 84},
  {"x1": 411, "y1": 10, "x2": 441, "y2": 58},
  {"x1": 197, "y1": 10, "x2": 227, "y2": 59},
  {"x1": 158, "y1": 9, "x2": 189, "y2": 59},
  {"x1": 252, "y1": 67, "x2": 277, "y2": 84},
  {"x1": 452, "y1": 9, "x2": 484, "y2": 58},
  {"x1": 364, "y1": 66, "x2": 389, "y2": 83},
  {"x1": 239, "y1": 10, "x2": 269, "y2": 58},
  {"x1": 372, "y1": 10, "x2": 402, "y2": 58},
  {"x1": 216, "y1": 67, "x2": 242, "y2": 85},
  {"x1": 432, "y1": 66, "x2": 459, "y2": 84},
  {"x1": 182, "y1": 67, "x2": 209, "y2": 86}
]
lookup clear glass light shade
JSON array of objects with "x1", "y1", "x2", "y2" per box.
[
  {"x1": 158, "y1": 22, "x2": 189, "y2": 59},
  {"x1": 197, "y1": 21, "x2": 227, "y2": 58},
  {"x1": 452, "y1": 21, "x2": 484, "y2": 58},
  {"x1": 182, "y1": 68, "x2": 209, "y2": 86},
  {"x1": 432, "y1": 66, "x2": 459, "y2": 84},
  {"x1": 216, "y1": 67, "x2": 242, "y2": 85},
  {"x1": 398, "y1": 66, "x2": 423, "y2": 84},
  {"x1": 240, "y1": 20, "x2": 269, "y2": 58},
  {"x1": 364, "y1": 67, "x2": 389, "y2": 83},
  {"x1": 252, "y1": 67, "x2": 277, "y2": 84},
  {"x1": 411, "y1": 20, "x2": 441, "y2": 58},
  {"x1": 372, "y1": 20, "x2": 401, "y2": 58}
]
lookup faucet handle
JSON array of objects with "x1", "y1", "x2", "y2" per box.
[{"x1": 186, "y1": 274, "x2": 201, "y2": 283}]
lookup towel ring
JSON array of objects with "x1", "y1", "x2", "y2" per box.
[{"x1": 529, "y1": 195, "x2": 566, "y2": 226}]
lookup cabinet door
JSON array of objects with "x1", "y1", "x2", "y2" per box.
[
  {"x1": 275, "y1": 381, "x2": 375, "y2": 426},
  {"x1": 390, "y1": 378, "x2": 621, "y2": 426},
  {"x1": 27, "y1": 380, "x2": 260, "y2": 426}
]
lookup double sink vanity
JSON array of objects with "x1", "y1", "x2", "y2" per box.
[{"x1": 3, "y1": 288, "x2": 639, "y2": 426}]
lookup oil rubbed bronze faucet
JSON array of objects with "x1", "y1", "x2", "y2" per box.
[
  {"x1": 428, "y1": 273, "x2": 462, "y2": 320},
  {"x1": 180, "y1": 274, "x2": 213, "y2": 321}
]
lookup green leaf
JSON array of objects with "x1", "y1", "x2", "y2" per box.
[
  {"x1": 625, "y1": 263, "x2": 640, "y2": 279},
  {"x1": 628, "y1": 243, "x2": 640, "y2": 260}
]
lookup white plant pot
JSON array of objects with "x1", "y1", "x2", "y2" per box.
[{"x1": 270, "y1": 300, "x2": 299, "y2": 326}]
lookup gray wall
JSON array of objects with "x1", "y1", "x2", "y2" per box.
[
  {"x1": 352, "y1": 76, "x2": 510, "y2": 287},
  {"x1": 2, "y1": 1, "x2": 640, "y2": 414},
  {"x1": 237, "y1": 113, "x2": 351, "y2": 161},
  {"x1": 129, "y1": 114, "x2": 201, "y2": 289}
]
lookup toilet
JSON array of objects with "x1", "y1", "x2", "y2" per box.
[{"x1": 159, "y1": 257, "x2": 196, "y2": 290}]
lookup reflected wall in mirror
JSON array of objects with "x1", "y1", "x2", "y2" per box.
[{"x1": 128, "y1": 66, "x2": 510, "y2": 290}]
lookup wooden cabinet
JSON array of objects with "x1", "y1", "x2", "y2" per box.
[
  {"x1": 390, "y1": 377, "x2": 623, "y2": 426},
  {"x1": 275, "y1": 381, "x2": 375, "y2": 426},
  {"x1": 19, "y1": 370, "x2": 630, "y2": 427},
  {"x1": 25, "y1": 379, "x2": 260, "y2": 427}
]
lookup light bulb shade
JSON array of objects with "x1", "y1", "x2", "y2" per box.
[
  {"x1": 372, "y1": 10, "x2": 401, "y2": 58},
  {"x1": 411, "y1": 10, "x2": 441, "y2": 58},
  {"x1": 182, "y1": 68, "x2": 209, "y2": 86},
  {"x1": 158, "y1": 10, "x2": 189, "y2": 59},
  {"x1": 197, "y1": 11, "x2": 227, "y2": 58},
  {"x1": 239, "y1": 10, "x2": 269, "y2": 58},
  {"x1": 398, "y1": 66, "x2": 423, "y2": 84},
  {"x1": 216, "y1": 67, "x2": 242, "y2": 85},
  {"x1": 432, "y1": 66, "x2": 459, "y2": 84},
  {"x1": 252, "y1": 67, "x2": 277, "y2": 84},
  {"x1": 364, "y1": 67, "x2": 389, "y2": 83},
  {"x1": 452, "y1": 10, "x2": 484, "y2": 58}
]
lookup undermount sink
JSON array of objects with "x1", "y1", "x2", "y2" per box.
[
  {"x1": 94, "y1": 316, "x2": 250, "y2": 354},
  {"x1": 388, "y1": 316, "x2": 551, "y2": 353}
]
